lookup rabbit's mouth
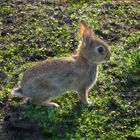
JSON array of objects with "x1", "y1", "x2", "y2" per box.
[{"x1": 105, "y1": 52, "x2": 111, "y2": 61}]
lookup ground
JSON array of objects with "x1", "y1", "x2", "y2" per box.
[{"x1": 0, "y1": 0, "x2": 140, "y2": 140}]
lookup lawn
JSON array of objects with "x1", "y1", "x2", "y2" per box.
[{"x1": 0, "y1": 0, "x2": 140, "y2": 139}]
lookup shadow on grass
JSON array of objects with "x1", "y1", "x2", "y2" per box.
[
  {"x1": 1, "y1": 99, "x2": 95, "y2": 140},
  {"x1": 1, "y1": 101, "x2": 47, "y2": 140}
]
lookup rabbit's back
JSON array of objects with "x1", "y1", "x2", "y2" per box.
[
  {"x1": 20, "y1": 57, "x2": 97, "y2": 101},
  {"x1": 21, "y1": 58, "x2": 79, "y2": 98}
]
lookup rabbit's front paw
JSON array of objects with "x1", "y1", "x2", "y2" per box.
[
  {"x1": 87, "y1": 101, "x2": 93, "y2": 106},
  {"x1": 85, "y1": 101, "x2": 96, "y2": 110},
  {"x1": 81, "y1": 99, "x2": 93, "y2": 106},
  {"x1": 85, "y1": 101, "x2": 94, "y2": 107}
]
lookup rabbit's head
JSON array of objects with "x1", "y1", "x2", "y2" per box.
[{"x1": 79, "y1": 20, "x2": 111, "y2": 64}]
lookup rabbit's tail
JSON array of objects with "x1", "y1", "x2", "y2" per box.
[{"x1": 11, "y1": 86, "x2": 24, "y2": 97}]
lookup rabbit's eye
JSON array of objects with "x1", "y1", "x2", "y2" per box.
[{"x1": 98, "y1": 47, "x2": 104, "y2": 53}]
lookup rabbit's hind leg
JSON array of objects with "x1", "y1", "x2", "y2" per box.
[
  {"x1": 29, "y1": 98, "x2": 59, "y2": 108},
  {"x1": 41, "y1": 100, "x2": 59, "y2": 108}
]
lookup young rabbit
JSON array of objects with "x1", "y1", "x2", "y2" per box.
[{"x1": 11, "y1": 21, "x2": 111, "y2": 107}]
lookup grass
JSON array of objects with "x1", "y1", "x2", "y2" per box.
[{"x1": 0, "y1": 0, "x2": 140, "y2": 139}]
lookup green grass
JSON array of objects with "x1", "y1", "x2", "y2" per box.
[{"x1": 0, "y1": 0, "x2": 140, "y2": 139}]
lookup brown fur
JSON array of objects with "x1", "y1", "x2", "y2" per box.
[{"x1": 11, "y1": 21, "x2": 111, "y2": 107}]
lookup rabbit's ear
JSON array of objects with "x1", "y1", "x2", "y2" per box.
[
  {"x1": 79, "y1": 21, "x2": 94, "y2": 45},
  {"x1": 79, "y1": 20, "x2": 94, "y2": 37},
  {"x1": 83, "y1": 29, "x2": 92, "y2": 46},
  {"x1": 79, "y1": 20, "x2": 88, "y2": 37}
]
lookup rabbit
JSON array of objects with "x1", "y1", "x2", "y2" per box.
[{"x1": 11, "y1": 20, "x2": 111, "y2": 107}]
